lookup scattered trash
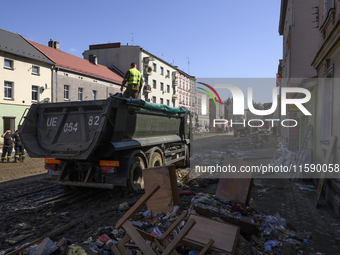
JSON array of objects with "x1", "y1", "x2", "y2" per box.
[
  {"x1": 118, "y1": 201, "x2": 129, "y2": 210},
  {"x1": 264, "y1": 240, "x2": 278, "y2": 251},
  {"x1": 67, "y1": 244, "x2": 87, "y2": 255}
]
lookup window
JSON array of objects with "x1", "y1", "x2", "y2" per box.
[
  {"x1": 152, "y1": 96, "x2": 156, "y2": 103},
  {"x1": 160, "y1": 98, "x2": 164, "y2": 105},
  {"x1": 4, "y1": 59, "x2": 13, "y2": 69},
  {"x1": 173, "y1": 87, "x2": 176, "y2": 94},
  {"x1": 4, "y1": 81, "x2": 13, "y2": 99},
  {"x1": 167, "y1": 99, "x2": 170, "y2": 106},
  {"x1": 186, "y1": 97, "x2": 188, "y2": 105},
  {"x1": 92, "y1": 90, "x2": 97, "y2": 100},
  {"x1": 160, "y1": 82, "x2": 164, "y2": 91},
  {"x1": 172, "y1": 101, "x2": 175, "y2": 107},
  {"x1": 153, "y1": 80, "x2": 157, "y2": 89},
  {"x1": 32, "y1": 86, "x2": 39, "y2": 101},
  {"x1": 324, "y1": 0, "x2": 334, "y2": 20},
  {"x1": 64, "y1": 85, "x2": 70, "y2": 100},
  {"x1": 78, "y1": 88, "x2": 84, "y2": 101},
  {"x1": 32, "y1": 66, "x2": 40, "y2": 75},
  {"x1": 160, "y1": 67, "x2": 164, "y2": 75},
  {"x1": 167, "y1": 70, "x2": 170, "y2": 77},
  {"x1": 167, "y1": 85, "x2": 170, "y2": 93},
  {"x1": 153, "y1": 63, "x2": 157, "y2": 72}
]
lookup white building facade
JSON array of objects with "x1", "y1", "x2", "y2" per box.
[{"x1": 83, "y1": 43, "x2": 179, "y2": 107}]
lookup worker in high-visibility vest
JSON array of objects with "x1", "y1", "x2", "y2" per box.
[
  {"x1": 120, "y1": 62, "x2": 143, "y2": 99},
  {"x1": 1, "y1": 129, "x2": 13, "y2": 162}
]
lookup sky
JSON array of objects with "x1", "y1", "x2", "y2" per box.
[{"x1": 1, "y1": 0, "x2": 282, "y2": 103}]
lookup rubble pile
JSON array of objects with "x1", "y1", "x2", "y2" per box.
[
  {"x1": 3, "y1": 191, "x2": 314, "y2": 255},
  {"x1": 269, "y1": 139, "x2": 295, "y2": 167}
]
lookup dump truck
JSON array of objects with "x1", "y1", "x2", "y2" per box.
[{"x1": 20, "y1": 94, "x2": 190, "y2": 191}]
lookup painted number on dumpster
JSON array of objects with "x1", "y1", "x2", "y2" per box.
[
  {"x1": 47, "y1": 117, "x2": 58, "y2": 127},
  {"x1": 88, "y1": 116, "x2": 100, "y2": 126},
  {"x1": 63, "y1": 122, "x2": 78, "y2": 132}
]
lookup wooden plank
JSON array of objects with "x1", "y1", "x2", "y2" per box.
[
  {"x1": 153, "y1": 239, "x2": 164, "y2": 252},
  {"x1": 136, "y1": 228, "x2": 161, "y2": 242},
  {"x1": 107, "y1": 240, "x2": 123, "y2": 255},
  {"x1": 115, "y1": 183, "x2": 160, "y2": 229},
  {"x1": 162, "y1": 219, "x2": 196, "y2": 255},
  {"x1": 6, "y1": 238, "x2": 44, "y2": 255},
  {"x1": 168, "y1": 164, "x2": 181, "y2": 205},
  {"x1": 122, "y1": 221, "x2": 156, "y2": 255},
  {"x1": 183, "y1": 214, "x2": 240, "y2": 254},
  {"x1": 117, "y1": 235, "x2": 132, "y2": 255},
  {"x1": 198, "y1": 239, "x2": 214, "y2": 255},
  {"x1": 315, "y1": 136, "x2": 337, "y2": 207},
  {"x1": 162, "y1": 239, "x2": 180, "y2": 255},
  {"x1": 215, "y1": 157, "x2": 253, "y2": 205},
  {"x1": 143, "y1": 165, "x2": 181, "y2": 214},
  {"x1": 161, "y1": 212, "x2": 187, "y2": 241}
]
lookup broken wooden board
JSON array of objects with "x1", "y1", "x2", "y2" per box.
[
  {"x1": 143, "y1": 164, "x2": 181, "y2": 214},
  {"x1": 315, "y1": 136, "x2": 337, "y2": 208},
  {"x1": 215, "y1": 157, "x2": 253, "y2": 205},
  {"x1": 193, "y1": 204, "x2": 258, "y2": 235},
  {"x1": 182, "y1": 214, "x2": 240, "y2": 254}
]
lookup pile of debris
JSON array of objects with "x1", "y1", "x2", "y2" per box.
[
  {"x1": 269, "y1": 139, "x2": 295, "y2": 168},
  {"x1": 2, "y1": 162, "x2": 313, "y2": 255}
]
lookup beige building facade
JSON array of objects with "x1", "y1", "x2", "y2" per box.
[{"x1": 0, "y1": 28, "x2": 54, "y2": 134}]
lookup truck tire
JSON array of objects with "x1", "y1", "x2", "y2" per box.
[
  {"x1": 129, "y1": 156, "x2": 146, "y2": 192},
  {"x1": 150, "y1": 152, "x2": 163, "y2": 167}
]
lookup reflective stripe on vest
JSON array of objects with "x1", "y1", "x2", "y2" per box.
[{"x1": 128, "y1": 68, "x2": 141, "y2": 85}]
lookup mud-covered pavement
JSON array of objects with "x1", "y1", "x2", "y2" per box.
[{"x1": 1, "y1": 132, "x2": 340, "y2": 254}]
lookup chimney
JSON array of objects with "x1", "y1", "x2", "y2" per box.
[
  {"x1": 54, "y1": 41, "x2": 59, "y2": 50},
  {"x1": 48, "y1": 39, "x2": 59, "y2": 49},
  {"x1": 48, "y1": 39, "x2": 54, "y2": 48},
  {"x1": 89, "y1": 54, "x2": 98, "y2": 65}
]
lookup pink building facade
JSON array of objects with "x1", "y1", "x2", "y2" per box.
[{"x1": 177, "y1": 70, "x2": 195, "y2": 112}]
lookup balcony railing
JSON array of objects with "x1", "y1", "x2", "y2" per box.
[
  {"x1": 143, "y1": 85, "x2": 152, "y2": 94},
  {"x1": 172, "y1": 94, "x2": 178, "y2": 100}
]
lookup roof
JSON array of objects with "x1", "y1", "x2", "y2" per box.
[
  {"x1": 0, "y1": 28, "x2": 54, "y2": 65},
  {"x1": 25, "y1": 38, "x2": 124, "y2": 84},
  {"x1": 178, "y1": 69, "x2": 196, "y2": 79}
]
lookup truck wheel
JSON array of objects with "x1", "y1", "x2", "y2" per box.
[
  {"x1": 150, "y1": 152, "x2": 163, "y2": 167},
  {"x1": 129, "y1": 156, "x2": 146, "y2": 192}
]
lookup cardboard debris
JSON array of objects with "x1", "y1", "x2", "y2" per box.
[
  {"x1": 215, "y1": 157, "x2": 254, "y2": 205},
  {"x1": 143, "y1": 164, "x2": 181, "y2": 214},
  {"x1": 183, "y1": 214, "x2": 240, "y2": 254}
]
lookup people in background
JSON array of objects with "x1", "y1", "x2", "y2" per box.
[
  {"x1": 1, "y1": 129, "x2": 13, "y2": 162},
  {"x1": 12, "y1": 126, "x2": 25, "y2": 163}
]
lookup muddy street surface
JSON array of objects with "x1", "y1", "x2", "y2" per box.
[{"x1": 1, "y1": 132, "x2": 340, "y2": 254}]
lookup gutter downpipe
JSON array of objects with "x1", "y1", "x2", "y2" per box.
[
  {"x1": 139, "y1": 48, "x2": 143, "y2": 100},
  {"x1": 55, "y1": 66, "x2": 59, "y2": 103}
]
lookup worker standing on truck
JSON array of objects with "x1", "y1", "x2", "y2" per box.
[
  {"x1": 1, "y1": 129, "x2": 13, "y2": 162},
  {"x1": 120, "y1": 62, "x2": 143, "y2": 99},
  {"x1": 12, "y1": 126, "x2": 25, "y2": 163}
]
